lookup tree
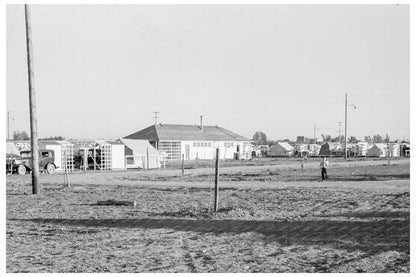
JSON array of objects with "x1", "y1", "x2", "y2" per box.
[
  {"x1": 372, "y1": 134, "x2": 383, "y2": 143},
  {"x1": 384, "y1": 133, "x2": 390, "y2": 143},
  {"x1": 266, "y1": 140, "x2": 276, "y2": 146},
  {"x1": 39, "y1": 136, "x2": 65, "y2": 140},
  {"x1": 348, "y1": 136, "x2": 358, "y2": 143},
  {"x1": 13, "y1": 130, "x2": 29, "y2": 140},
  {"x1": 321, "y1": 134, "x2": 331, "y2": 142},
  {"x1": 253, "y1": 131, "x2": 267, "y2": 145},
  {"x1": 364, "y1": 136, "x2": 372, "y2": 142},
  {"x1": 331, "y1": 135, "x2": 345, "y2": 143}
]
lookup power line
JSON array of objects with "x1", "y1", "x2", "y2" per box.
[
  {"x1": 80, "y1": 5, "x2": 249, "y2": 89},
  {"x1": 79, "y1": 5, "x2": 283, "y2": 98},
  {"x1": 109, "y1": 5, "x2": 273, "y2": 90}
]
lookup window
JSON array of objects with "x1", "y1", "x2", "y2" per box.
[
  {"x1": 41, "y1": 152, "x2": 49, "y2": 157},
  {"x1": 158, "y1": 141, "x2": 182, "y2": 160},
  {"x1": 21, "y1": 152, "x2": 31, "y2": 158},
  {"x1": 193, "y1": 142, "x2": 196, "y2": 147}
]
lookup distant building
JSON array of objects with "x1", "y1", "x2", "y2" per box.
[
  {"x1": 269, "y1": 141, "x2": 294, "y2": 157},
  {"x1": 296, "y1": 136, "x2": 305, "y2": 143},
  {"x1": 318, "y1": 142, "x2": 342, "y2": 156},
  {"x1": 367, "y1": 143, "x2": 388, "y2": 157},
  {"x1": 124, "y1": 124, "x2": 252, "y2": 160},
  {"x1": 295, "y1": 144, "x2": 308, "y2": 156},
  {"x1": 309, "y1": 138, "x2": 317, "y2": 144},
  {"x1": 400, "y1": 143, "x2": 410, "y2": 157},
  {"x1": 307, "y1": 144, "x2": 321, "y2": 156}
]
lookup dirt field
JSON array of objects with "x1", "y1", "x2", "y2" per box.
[{"x1": 6, "y1": 157, "x2": 410, "y2": 273}]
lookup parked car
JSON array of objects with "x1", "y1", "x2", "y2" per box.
[
  {"x1": 6, "y1": 153, "x2": 20, "y2": 174},
  {"x1": 11, "y1": 150, "x2": 58, "y2": 175}
]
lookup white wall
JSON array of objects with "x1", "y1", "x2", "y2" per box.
[
  {"x1": 42, "y1": 144, "x2": 62, "y2": 170},
  {"x1": 181, "y1": 140, "x2": 252, "y2": 160},
  {"x1": 111, "y1": 144, "x2": 126, "y2": 169}
]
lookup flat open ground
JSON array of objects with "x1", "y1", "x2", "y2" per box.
[{"x1": 6, "y1": 157, "x2": 410, "y2": 273}]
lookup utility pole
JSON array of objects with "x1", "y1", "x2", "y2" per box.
[
  {"x1": 345, "y1": 93, "x2": 348, "y2": 159},
  {"x1": 337, "y1": 122, "x2": 342, "y2": 144},
  {"x1": 344, "y1": 93, "x2": 357, "y2": 159},
  {"x1": 153, "y1": 111, "x2": 159, "y2": 125},
  {"x1": 181, "y1": 154, "x2": 185, "y2": 177},
  {"x1": 313, "y1": 124, "x2": 316, "y2": 142},
  {"x1": 25, "y1": 4, "x2": 40, "y2": 194}
]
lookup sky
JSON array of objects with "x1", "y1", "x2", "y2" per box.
[{"x1": 5, "y1": 4, "x2": 410, "y2": 141}]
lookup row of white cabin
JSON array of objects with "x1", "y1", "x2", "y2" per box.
[
  {"x1": 267, "y1": 141, "x2": 410, "y2": 157},
  {"x1": 6, "y1": 123, "x2": 254, "y2": 171}
]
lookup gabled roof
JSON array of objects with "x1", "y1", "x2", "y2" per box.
[
  {"x1": 276, "y1": 141, "x2": 294, "y2": 151},
  {"x1": 124, "y1": 124, "x2": 250, "y2": 141},
  {"x1": 121, "y1": 139, "x2": 159, "y2": 156},
  {"x1": 322, "y1": 142, "x2": 342, "y2": 150},
  {"x1": 369, "y1": 143, "x2": 387, "y2": 150}
]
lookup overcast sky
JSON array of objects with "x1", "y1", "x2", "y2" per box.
[{"x1": 6, "y1": 4, "x2": 410, "y2": 141}]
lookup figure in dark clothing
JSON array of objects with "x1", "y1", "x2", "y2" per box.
[{"x1": 320, "y1": 157, "x2": 329, "y2": 180}]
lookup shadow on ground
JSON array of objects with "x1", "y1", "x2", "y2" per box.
[
  {"x1": 318, "y1": 211, "x2": 409, "y2": 219},
  {"x1": 12, "y1": 210, "x2": 409, "y2": 255}
]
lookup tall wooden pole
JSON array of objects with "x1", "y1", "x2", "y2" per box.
[
  {"x1": 146, "y1": 147, "x2": 149, "y2": 169},
  {"x1": 214, "y1": 148, "x2": 219, "y2": 212},
  {"x1": 344, "y1": 93, "x2": 348, "y2": 160},
  {"x1": 181, "y1": 154, "x2": 184, "y2": 177},
  {"x1": 25, "y1": 4, "x2": 40, "y2": 194}
]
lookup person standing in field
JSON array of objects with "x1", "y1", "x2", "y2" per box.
[
  {"x1": 301, "y1": 154, "x2": 307, "y2": 170},
  {"x1": 320, "y1": 157, "x2": 329, "y2": 180}
]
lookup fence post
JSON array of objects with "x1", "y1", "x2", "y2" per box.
[
  {"x1": 214, "y1": 148, "x2": 219, "y2": 212},
  {"x1": 146, "y1": 147, "x2": 149, "y2": 170},
  {"x1": 182, "y1": 154, "x2": 185, "y2": 177},
  {"x1": 387, "y1": 145, "x2": 391, "y2": 165}
]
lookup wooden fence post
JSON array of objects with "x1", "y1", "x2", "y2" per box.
[
  {"x1": 214, "y1": 148, "x2": 219, "y2": 212},
  {"x1": 182, "y1": 154, "x2": 185, "y2": 177},
  {"x1": 146, "y1": 147, "x2": 149, "y2": 170}
]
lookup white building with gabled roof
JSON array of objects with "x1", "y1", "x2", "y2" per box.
[{"x1": 124, "y1": 123, "x2": 252, "y2": 160}]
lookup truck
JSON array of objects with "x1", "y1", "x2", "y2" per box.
[{"x1": 7, "y1": 149, "x2": 58, "y2": 175}]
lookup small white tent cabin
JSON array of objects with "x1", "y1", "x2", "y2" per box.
[
  {"x1": 94, "y1": 140, "x2": 126, "y2": 170},
  {"x1": 121, "y1": 139, "x2": 161, "y2": 169},
  {"x1": 367, "y1": 143, "x2": 388, "y2": 157},
  {"x1": 38, "y1": 140, "x2": 74, "y2": 171},
  {"x1": 269, "y1": 142, "x2": 294, "y2": 157}
]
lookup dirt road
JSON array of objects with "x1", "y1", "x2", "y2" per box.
[{"x1": 6, "y1": 158, "x2": 410, "y2": 272}]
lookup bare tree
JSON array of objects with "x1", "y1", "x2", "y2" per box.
[{"x1": 13, "y1": 130, "x2": 30, "y2": 140}]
